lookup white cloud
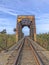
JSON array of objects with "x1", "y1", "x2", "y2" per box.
[
  {"x1": 22, "y1": 26, "x2": 30, "y2": 36},
  {"x1": 0, "y1": 18, "x2": 11, "y2": 25},
  {"x1": 36, "y1": 23, "x2": 49, "y2": 33},
  {"x1": 35, "y1": 13, "x2": 49, "y2": 33},
  {"x1": 36, "y1": 13, "x2": 49, "y2": 25},
  {"x1": 0, "y1": 7, "x2": 18, "y2": 16}
]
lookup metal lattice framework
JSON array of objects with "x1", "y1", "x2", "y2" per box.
[{"x1": 16, "y1": 15, "x2": 36, "y2": 41}]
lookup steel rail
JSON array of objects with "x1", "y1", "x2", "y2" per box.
[
  {"x1": 12, "y1": 37, "x2": 25, "y2": 65},
  {"x1": 11, "y1": 37, "x2": 45, "y2": 65},
  {"x1": 27, "y1": 37, "x2": 45, "y2": 65}
]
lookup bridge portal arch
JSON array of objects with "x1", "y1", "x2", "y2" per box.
[
  {"x1": 22, "y1": 26, "x2": 30, "y2": 36},
  {"x1": 16, "y1": 15, "x2": 36, "y2": 41}
]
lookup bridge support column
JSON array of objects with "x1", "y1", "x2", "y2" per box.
[
  {"x1": 30, "y1": 25, "x2": 34, "y2": 40},
  {"x1": 30, "y1": 21, "x2": 36, "y2": 41},
  {"x1": 18, "y1": 23, "x2": 22, "y2": 40}
]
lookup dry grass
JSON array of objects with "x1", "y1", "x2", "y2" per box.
[{"x1": 0, "y1": 34, "x2": 18, "y2": 51}]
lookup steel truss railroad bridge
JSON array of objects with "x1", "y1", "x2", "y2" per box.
[{"x1": 16, "y1": 15, "x2": 36, "y2": 41}]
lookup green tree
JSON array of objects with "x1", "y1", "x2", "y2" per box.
[
  {"x1": 0, "y1": 29, "x2": 6, "y2": 34},
  {"x1": 13, "y1": 28, "x2": 16, "y2": 32}
]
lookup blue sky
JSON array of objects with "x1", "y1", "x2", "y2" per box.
[{"x1": 0, "y1": 0, "x2": 49, "y2": 35}]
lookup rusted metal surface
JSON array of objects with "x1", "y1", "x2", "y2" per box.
[{"x1": 16, "y1": 15, "x2": 36, "y2": 41}]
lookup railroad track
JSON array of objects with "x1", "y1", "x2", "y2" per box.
[{"x1": 6, "y1": 37, "x2": 46, "y2": 65}]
